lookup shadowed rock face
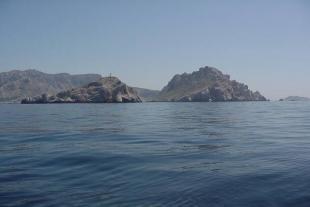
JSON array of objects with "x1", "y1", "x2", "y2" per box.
[
  {"x1": 21, "y1": 77, "x2": 142, "y2": 104},
  {"x1": 0, "y1": 69, "x2": 101, "y2": 102},
  {"x1": 157, "y1": 66, "x2": 267, "y2": 102}
]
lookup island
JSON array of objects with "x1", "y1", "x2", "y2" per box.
[
  {"x1": 21, "y1": 77, "x2": 142, "y2": 103},
  {"x1": 156, "y1": 66, "x2": 267, "y2": 102},
  {"x1": 279, "y1": 96, "x2": 310, "y2": 101}
]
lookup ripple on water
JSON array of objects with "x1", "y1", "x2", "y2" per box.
[{"x1": 1, "y1": 102, "x2": 310, "y2": 206}]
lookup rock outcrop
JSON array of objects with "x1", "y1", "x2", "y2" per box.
[
  {"x1": 157, "y1": 66, "x2": 267, "y2": 102},
  {"x1": 0, "y1": 69, "x2": 101, "y2": 102},
  {"x1": 21, "y1": 77, "x2": 142, "y2": 104}
]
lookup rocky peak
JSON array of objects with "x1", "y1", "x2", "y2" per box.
[
  {"x1": 158, "y1": 66, "x2": 267, "y2": 102},
  {"x1": 198, "y1": 66, "x2": 222, "y2": 75}
]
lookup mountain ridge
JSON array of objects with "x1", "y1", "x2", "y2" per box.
[
  {"x1": 0, "y1": 69, "x2": 102, "y2": 102},
  {"x1": 132, "y1": 87, "x2": 160, "y2": 102}
]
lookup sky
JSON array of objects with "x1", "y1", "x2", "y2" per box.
[{"x1": 0, "y1": 0, "x2": 309, "y2": 100}]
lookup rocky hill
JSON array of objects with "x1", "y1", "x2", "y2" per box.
[
  {"x1": 157, "y1": 66, "x2": 266, "y2": 102},
  {"x1": 0, "y1": 69, "x2": 101, "y2": 102},
  {"x1": 21, "y1": 76, "x2": 142, "y2": 104}
]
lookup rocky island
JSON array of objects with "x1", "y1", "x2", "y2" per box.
[
  {"x1": 279, "y1": 96, "x2": 310, "y2": 101},
  {"x1": 21, "y1": 76, "x2": 142, "y2": 104},
  {"x1": 157, "y1": 66, "x2": 267, "y2": 102}
]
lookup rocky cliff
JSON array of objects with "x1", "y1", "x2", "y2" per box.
[
  {"x1": 157, "y1": 66, "x2": 266, "y2": 102},
  {"x1": 21, "y1": 76, "x2": 142, "y2": 104},
  {"x1": 0, "y1": 69, "x2": 101, "y2": 102}
]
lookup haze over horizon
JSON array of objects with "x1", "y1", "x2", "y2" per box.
[{"x1": 0, "y1": 0, "x2": 309, "y2": 100}]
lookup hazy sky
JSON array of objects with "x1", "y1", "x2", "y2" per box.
[{"x1": 0, "y1": 0, "x2": 309, "y2": 100}]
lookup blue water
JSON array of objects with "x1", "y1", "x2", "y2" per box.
[{"x1": 1, "y1": 102, "x2": 310, "y2": 207}]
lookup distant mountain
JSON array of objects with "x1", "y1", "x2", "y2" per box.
[
  {"x1": 22, "y1": 76, "x2": 141, "y2": 104},
  {"x1": 133, "y1": 87, "x2": 160, "y2": 102},
  {"x1": 157, "y1": 66, "x2": 266, "y2": 102},
  {"x1": 279, "y1": 96, "x2": 310, "y2": 101},
  {"x1": 0, "y1": 69, "x2": 101, "y2": 102}
]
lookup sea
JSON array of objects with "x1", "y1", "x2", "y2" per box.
[{"x1": 1, "y1": 102, "x2": 310, "y2": 207}]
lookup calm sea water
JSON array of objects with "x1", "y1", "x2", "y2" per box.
[{"x1": 1, "y1": 102, "x2": 310, "y2": 207}]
